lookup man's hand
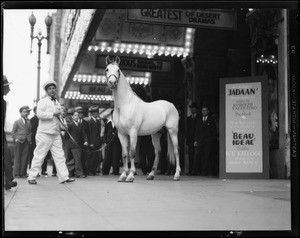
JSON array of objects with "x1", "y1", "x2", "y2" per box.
[
  {"x1": 84, "y1": 142, "x2": 88, "y2": 146},
  {"x1": 194, "y1": 141, "x2": 198, "y2": 147},
  {"x1": 90, "y1": 144, "x2": 94, "y2": 148},
  {"x1": 53, "y1": 108, "x2": 61, "y2": 117}
]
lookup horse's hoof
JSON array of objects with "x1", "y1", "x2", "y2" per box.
[
  {"x1": 118, "y1": 176, "x2": 127, "y2": 182},
  {"x1": 125, "y1": 177, "x2": 134, "y2": 182},
  {"x1": 173, "y1": 176, "x2": 180, "y2": 181},
  {"x1": 146, "y1": 175, "x2": 154, "y2": 180}
]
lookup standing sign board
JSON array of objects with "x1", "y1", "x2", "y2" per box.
[{"x1": 219, "y1": 76, "x2": 269, "y2": 179}]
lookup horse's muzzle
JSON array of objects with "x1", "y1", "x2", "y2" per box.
[{"x1": 106, "y1": 75, "x2": 118, "y2": 89}]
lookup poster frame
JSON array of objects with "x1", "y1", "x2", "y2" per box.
[{"x1": 219, "y1": 76, "x2": 269, "y2": 179}]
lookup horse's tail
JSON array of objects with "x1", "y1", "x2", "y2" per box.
[{"x1": 167, "y1": 132, "x2": 176, "y2": 165}]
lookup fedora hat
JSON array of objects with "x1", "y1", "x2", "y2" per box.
[
  {"x1": 89, "y1": 105, "x2": 99, "y2": 112},
  {"x1": 19, "y1": 105, "x2": 32, "y2": 112},
  {"x1": 67, "y1": 108, "x2": 75, "y2": 115},
  {"x1": 43, "y1": 80, "x2": 57, "y2": 90},
  {"x1": 189, "y1": 102, "x2": 198, "y2": 108},
  {"x1": 3, "y1": 75, "x2": 12, "y2": 86},
  {"x1": 75, "y1": 106, "x2": 84, "y2": 113}
]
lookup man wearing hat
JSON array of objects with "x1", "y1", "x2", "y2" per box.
[
  {"x1": 192, "y1": 104, "x2": 217, "y2": 176},
  {"x1": 27, "y1": 80, "x2": 74, "y2": 184},
  {"x1": 186, "y1": 102, "x2": 200, "y2": 175},
  {"x1": 85, "y1": 105, "x2": 102, "y2": 175},
  {"x1": 11, "y1": 106, "x2": 32, "y2": 178},
  {"x1": 3, "y1": 75, "x2": 18, "y2": 189}
]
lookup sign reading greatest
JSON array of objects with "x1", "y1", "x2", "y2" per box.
[
  {"x1": 127, "y1": 9, "x2": 237, "y2": 29},
  {"x1": 96, "y1": 55, "x2": 171, "y2": 73}
]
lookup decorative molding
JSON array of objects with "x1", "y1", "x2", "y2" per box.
[
  {"x1": 60, "y1": 9, "x2": 96, "y2": 95},
  {"x1": 246, "y1": 9, "x2": 282, "y2": 54}
]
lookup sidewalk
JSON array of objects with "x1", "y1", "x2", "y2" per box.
[{"x1": 4, "y1": 169, "x2": 291, "y2": 231}]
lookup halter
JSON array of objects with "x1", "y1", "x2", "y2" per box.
[
  {"x1": 105, "y1": 55, "x2": 121, "y2": 89},
  {"x1": 105, "y1": 65, "x2": 120, "y2": 89}
]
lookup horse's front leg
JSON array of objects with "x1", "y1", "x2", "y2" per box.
[
  {"x1": 147, "y1": 133, "x2": 161, "y2": 180},
  {"x1": 125, "y1": 131, "x2": 138, "y2": 182},
  {"x1": 117, "y1": 132, "x2": 129, "y2": 182}
]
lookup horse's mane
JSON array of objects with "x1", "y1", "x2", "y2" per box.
[{"x1": 116, "y1": 65, "x2": 145, "y2": 103}]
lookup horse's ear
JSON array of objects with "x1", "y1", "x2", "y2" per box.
[
  {"x1": 115, "y1": 56, "x2": 120, "y2": 65},
  {"x1": 105, "y1": 55, "x2": 111, "y2": 65}
]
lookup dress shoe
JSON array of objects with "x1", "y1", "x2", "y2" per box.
[
  {"x1": 52, "y1": 173, "x2": 57, "y2": 177},
  {"x1": 10, "y1": 181, "x2": 17, "y2": 187},
  {"x1": 113, "y1": 173, "x2": 121, "y2": 175},
  {"x1": 5, "y1": 180, "x2": 17, "y2": 190},
  {"x1": 76, "y1": 175, "x2": 86, "y2": 178},
  {"x1": 20, "y1": 175, "x2": 27, "y2": 178},
  {"x1": 28, "y1": 180, "x2": 37, "y2": 185},
  {"x1": 41, "y1": 172, "x2": 48, "y2": 175},
  {"x1": 60, "y1": 178, "x2": 75, "y2": 184}
]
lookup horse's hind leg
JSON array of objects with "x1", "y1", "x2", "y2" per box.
[
  {"x1": 147, "y1": 132, "x2": 161, "y2": 180},
  {"x1": 168, "y1": 129, "x2": 181, "y2": 181},
  {"x1": 117, "y1": 132, "x2": 129, "y2": 182}
]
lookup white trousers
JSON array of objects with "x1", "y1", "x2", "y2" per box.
[{"x1": 28, "y1": 133, "x2": 69, "y2": 183}]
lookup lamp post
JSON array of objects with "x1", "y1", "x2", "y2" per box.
[{"x1": 29, "y1": 12, "x2": 52, "y2": 103}]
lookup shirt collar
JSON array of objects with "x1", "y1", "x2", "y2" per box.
[{"x1": 48, "y1": 96, "x2": 56, "y2": 101}]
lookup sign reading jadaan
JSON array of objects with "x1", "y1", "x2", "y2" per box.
[
  {"x1": 127, "y1": 9, "x2": 237, "y2": 30},
  {"x1": 225, "y1": 82, "x2": 263, "y2": 173}
]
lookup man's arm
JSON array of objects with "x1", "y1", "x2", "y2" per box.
[
  {"x1": 11, "y1": 120, "x2": 18, "y2": 141},
  {"x1": 37, "y1": 100, "x2": 55, "y2": 120}
]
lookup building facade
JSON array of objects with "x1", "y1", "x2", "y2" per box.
[{"x1": 48, "y1": 7, "x2": 296, "y2": 178}]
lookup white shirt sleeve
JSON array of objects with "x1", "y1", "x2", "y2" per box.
[{"x1": 37, "y1": 98, "x2": 55, "y2": 120}]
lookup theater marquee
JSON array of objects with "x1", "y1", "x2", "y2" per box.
[
  {"x1": 219, "y1": 76, "x2": 269, "y2": 179},
  {"x1": 127, "y1": 9, "x2": 237, "y2": 30}
]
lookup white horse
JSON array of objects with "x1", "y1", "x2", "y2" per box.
[{"x1": 104, "y1": 55, "x2": 181, "y2": 182}]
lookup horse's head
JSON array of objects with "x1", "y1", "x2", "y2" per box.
[{"x1": 105, "y1": 55, "x2": 121, "y2": 89}]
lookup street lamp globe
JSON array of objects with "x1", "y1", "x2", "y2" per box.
[
  {"x1": 29, "y1": 12, "x2": 36, "y2": 26},
  {"x1": 44, "y1": 14, "x2": 53, "y2": 27}
]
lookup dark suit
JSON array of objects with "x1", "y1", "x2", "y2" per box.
[
  {"x1": 12, "y1": 117, "x2": 31, "y2": 176},
  {"x1": 66, "y1": 120, "x2": 88, "y2": 176},
  {"x1": 3, "y1": 99, "x2": 14, "y2": 183},
  {"x1": 102, "y1": 120, "x2": 121, "y2": 175},
  {"x1": 86, "y1": 117, "x2": 102, "y2": 175},
  {"x1": 186, "y1": 113, "x2": 200, "y2": 174},
  {"x1": 79, "y1": 118, "x2": 89, "y2": 174},
  {"x1": 139, "y1": 135, "x2": 155, "y2": 175},
  {"x1": 192, "y1": 115, "x2": 217, "y2": 175}
]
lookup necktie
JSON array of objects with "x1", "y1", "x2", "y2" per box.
[{"x1": 51, "y1": 96, "x2": 56, "y2": 101}]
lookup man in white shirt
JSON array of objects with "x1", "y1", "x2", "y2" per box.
[{"x1": 27, "y1": 80, "x2": 75, "y2": 184}]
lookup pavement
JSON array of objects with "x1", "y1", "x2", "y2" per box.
[{"x1": 3, "y1": 166, "x2": 291, "y2": 233}]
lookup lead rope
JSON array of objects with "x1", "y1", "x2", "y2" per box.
[{"x1": 57, "y1": 116, "x2": 116, "y2": 153}]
